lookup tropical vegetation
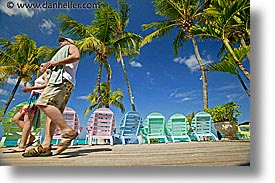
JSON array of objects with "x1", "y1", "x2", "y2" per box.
[
  {"x1": 84, "y1": 82, "x2": 125, "y2": 116},
  {"x1": 190, "y1": 0, "x2": 250, "y2": 95},
  {"x1": 205, "y1": 101, "x2": 242, "y2": 125},
  {"x1": 58, "y1": 0, "x2": 142, "y2": 114},
  {"x1": 0, "y1": 0, "x2": 250, "y2": 122},
  {"x1": 0, "y1": 34, "x2": 51, "y2": 115},
  {"x1": 142, "y1": 0, "x2": 210, "y2": 109}
]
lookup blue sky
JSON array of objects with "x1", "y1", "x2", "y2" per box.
[{"x1": 0, "y1": 0, "x2": 250, "y2": 138}]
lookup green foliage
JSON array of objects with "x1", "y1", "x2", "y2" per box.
[
  {"x1": 84, "y1": 82, "x2": 125, "y2": 116},
  {"x1": 0, "y1": 34, "x2": 53, "y2": 114},
  {"x1": 58, "y1": 0, "x2": 142, "y2": 109},
  {"x1": 205, "y1": 102, "x2": 242, "y2": 124},
  {"x1": 206, "y1": 45, "x2": 250, "y2": 75},
  {"x1": 186, "y1": 112, "x2": 195, "y2": 124}
]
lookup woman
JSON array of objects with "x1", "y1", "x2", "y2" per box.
[{"x1": 3, "y1": 63, "x2": 49, "y2": 153}]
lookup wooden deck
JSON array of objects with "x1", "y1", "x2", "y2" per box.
[{"x1": 0, "y1": 141, "x2": 250, "y2": 166}]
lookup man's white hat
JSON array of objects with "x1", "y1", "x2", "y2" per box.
[{"x1": 58, "y1": 36, "x2": 74, "y2": 44}]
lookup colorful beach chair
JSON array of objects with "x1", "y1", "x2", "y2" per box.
[
  {"x1": 190, "y1": 111, "x2": 218, "y2": 141},
  {"x1": 114, "y1": 111, "x2": 143, "y2": 145},
  {"x1": 141, "y1": 112, "x2": 168, "y2": 144},
  {"x1": 237, "y1": 122, "x2": 250, "y2": 139},
  {"x1": 52, "y1": 107, "x2": 82, "y2": 145},
  {"x1": 86, "y1": 108, "x2": 116, "y2": 145},
  {"x1": 0, "y1": 102, "x2": 46, "y2": 147},
  {"x1": 166, "y1": 113, "x2": 191, "y2": 143}
]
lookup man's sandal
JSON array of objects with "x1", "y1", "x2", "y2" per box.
[
  {"x1": 22, "y1": 144, "x2": 52, "y2": 157},
  {"x1": 54, "y1": 130, "x2": 78, "y2": 155}
]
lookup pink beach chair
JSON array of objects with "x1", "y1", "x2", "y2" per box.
[
  {"x1": 52, "y1": 107, "x2": 81, "y2": 145},
  {"x1": 86, "y1": 108, "x2": 116, "y2": 145}
]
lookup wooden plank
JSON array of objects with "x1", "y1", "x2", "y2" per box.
[{"x1": 0, "y1": 141, "x2": 250, "y2": 166}]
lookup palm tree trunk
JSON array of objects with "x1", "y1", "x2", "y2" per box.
[
  {"x1": 191, "y1": 37, "x2": 208, "y2": 109},
  {"x1": 105, "y1": 62, "x2": 112, "y2": 109},
  {"x1": 96, "y1": 61, "x2": 103, "y2": 108},
  {"x1": 223, "y1": 38, "x2": 250, "y2": 81},
  {"x1": 237, "y1": 73, "x2": 250, "y2": 97},
  {"x1": 120, "y1": 57, "x2": 136, "y2": 111},
  {"x1": 3, "y1": 77, "x2": 22, "y2": 115}
]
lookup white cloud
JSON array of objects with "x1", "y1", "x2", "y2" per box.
[
  {"x1": 173, "y1": 55, "x2": 214, "y2": 72},
  {"x1": 146, "y1": 72, "x2": 154, "y2": 84},
  {"x1": 216, "y1": 83, "x2": 240, "y2": 91},
  {"x1": 0, "y1": 99, "x2": 7, "y2": 103},
  {"x1": 180, "y1": 97, "x2": 192, "y2": 102},
  {"x1": 6, "y1": 77, "x2": 18, "y2": 85},
  {"x1": 0, "y1": 89, "x2": 9, "y2": 96},
  {"x1": 39, "y1": 19, "x2": 56, "y2": 35},
  {"x1": 77, "y1": 96, "x2": 88, "y2": 100},
  {"x1": 0, "y1": 0, "x2": 34, "y2": 17},
  {"x1": 129, "y1": 60, "x2": 142, "y2": 68},
  {"x1": 6, "y1": 77, "x2": 24, "y2": 86},
  {"x1": 170, "y1": 89, "x2": 200, "y2": 103},
  {"x1": 226, "y1": 93, "x2": 245, "y2": 101}
]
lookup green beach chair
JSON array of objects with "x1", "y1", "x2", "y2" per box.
[
  {"x1": 166, "y1": 114, "x2": 191, "y2": 143},
  {"x1": 141, "y1": 112, "x2": 168, "y2": 144},
  {"x1": 190, "y1": 112, "x2": 218, "y2": 141},
  {"x1": 0, "y1": 102, "x2": 46, "y2": 147},
  {"x1": 0, "y1": 103, "x2": 26, "y2": 147}
]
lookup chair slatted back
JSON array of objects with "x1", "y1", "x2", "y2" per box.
[
  {"x1": 120, "y1": 111, "x2": 142, "y2": 137},
  {"x1": 144, "y1": 112, "x2": 166, "y2": 136},
  {"x1": 167, "y1": 114, "x2": 189, "y2": 136},
  {"x1": 191, "y1": 112, "x2": 212, "y2": 134},
  {"x1": 88, "y1": 108, "x2": 115, "y2": 137}
]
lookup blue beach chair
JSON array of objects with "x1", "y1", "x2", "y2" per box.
[{"x1": 114, "y1": 111, "x2": 143, "y2": 145}]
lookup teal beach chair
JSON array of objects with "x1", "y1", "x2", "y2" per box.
[
  {"x1": 141, "y1": 112, "x2": 168, "y2": 144},
  {"x1": 190, "y1": 112, "x2": 218, "y2": 141},
  {"x1": 167, "y1": 113, "x2": 191, "y2": 142}
]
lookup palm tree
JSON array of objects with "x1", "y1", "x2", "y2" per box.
[
  {"x1": 58, "y1": 1, "x2": 142, "y2": 111},
  {"x1": 142, "y1": 0, "x2": 210, "y2": 109},
  {"x1": 112, "y1": 0, "x2": 143, "y2": 111},
  {"x1": 206, "y1": 46, "x2": 250, "y2": 97},
  {"x1": 58, "y1": 2, "x2": 117, "y2": 108},
  {"x1": 0, "y1": 34, "x2": 51, "y2": 115},
  {"x1": 190, "y1": 0, "x2": 250, "y2": 80},
  {"x1": 84, "y1": 82, "x2": 125, "y2": 116}
]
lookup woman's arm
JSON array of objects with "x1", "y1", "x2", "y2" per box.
[{"x1": 21, "y1": 73, "x2": 49, "y2": 93}]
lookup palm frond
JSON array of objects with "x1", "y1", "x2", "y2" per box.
[
  {"x1": 93, "y1": 3, "x2": 117, "y2": 42},
  {"x1": 142, "y1": 20, "x2": 177, "y2": 46},
  {"x1": 117, "y1": 0, "x2": 130, "y2": 29},
  {"x1": 153, "y1": 0, "x2": 184, "y2": 19},
  {"x1": 57, "y1": 14, "x2": 91, "y2": 39},
  {"x1": 207, "y1": 45, "x2": 250, "y2": 75},
  {"x1": 173, "y1": 29, "x2": 187, "y2": 57},
  {"x1": 206, "y1": 60, "x2": 238, "y2": 75}
]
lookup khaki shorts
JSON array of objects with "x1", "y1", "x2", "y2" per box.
[{"x1": 36, "y1": 79, "x2": 74, "y2": 112}]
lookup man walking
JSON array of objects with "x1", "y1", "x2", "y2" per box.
[{"x1": 23, "y1": 36, "x2": 80, "y2": 157}]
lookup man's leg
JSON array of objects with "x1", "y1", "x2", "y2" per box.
[
  {"x1": 37, "y1": 105, "x2": 71, "y2": 132},
  {"x1": 40, "y1": 117, "x2": 56, "y2": 148}
]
